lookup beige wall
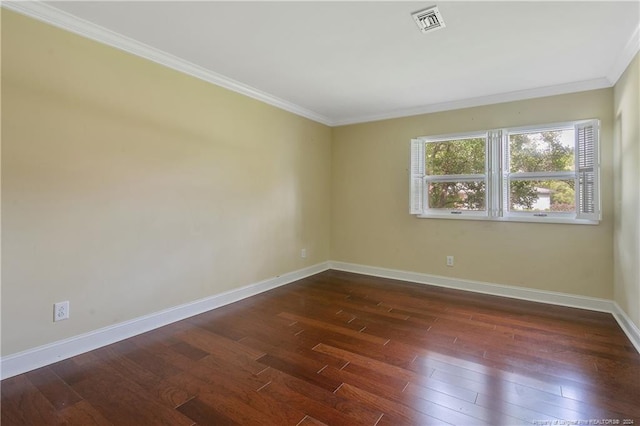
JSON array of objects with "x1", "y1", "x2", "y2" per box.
[
  {"x1": 331, "y1": 90, "x2": 614, "y2": 299},
  {"x1": 613, "y1": 53, "x2": 640, "y2": 330},
  {"x1": 1, "y1": 11, "x2": 332, "y2": 356},
  {"x1": 1, "y1": 9, "x2": 631, "y2": 359}
]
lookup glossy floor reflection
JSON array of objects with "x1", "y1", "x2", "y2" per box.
[{"x1": 2, "y1": 270, "x2": 639, "y2": 425}]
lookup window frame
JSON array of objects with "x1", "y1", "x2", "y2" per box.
[
  {"x1": 422, "y1": 131, "x2": 489, "y2": 217},
  {"x1": 410, "y1": 119, "x2": 601, "y2": 225},
  {"x1": 503, "y1": 122, "x2": 578, "y2": 220}
]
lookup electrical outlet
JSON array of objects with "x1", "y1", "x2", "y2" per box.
[
  {"x1": 446, "y1": 256, "x2": 454, "y2": 267},
  {"x1": 301, "y1": 248, "x2": 307, "y2": 259},
  {"x1": 54, "y1": 301, "x2": 70, "y2": 322}
]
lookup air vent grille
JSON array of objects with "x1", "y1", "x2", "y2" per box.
[{"x1": 412, "y1": 6, "x2": 446, "y2": 33}]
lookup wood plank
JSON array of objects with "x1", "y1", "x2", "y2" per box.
[
  {"x1": 0, "y1": 375, "x2": 57, "y2": 425},
  {"x1": 171, "y1": 369, "x2": 306, "y2": 425},
  {"x1": 334, "y1": 382, "x2": 451, "y2": 425},
  {"x1": 405, "y1": 382, "x2": 528, "y2": 425},
  {"x1": 239, "y1": 334, "x2": 348, "y2": 370},
  {"x1": 313, "y1": 342, "x2": 424, "y2": 383},
  {"x1": 25, "y1": 366, "x2": 83, "y2": 410},
  {"x1": 56, "y1": 400, "x2": 114, "y2": 426},
  {"x1": 258, "y1": 367, "x2": 383, "y2": 425},
  {"x1": 68, "y1": 365, "x2": 193, "y2": 425},
  {"x1": 3, "y1": 269, "x2": 639, "y2": 424},
  {"x1": 176, "y1": 397, "x2": 238, "y2": 425},
  {"x1": 91, "y1": 343, "x2": 192, "y2": 408},
  {"x1": 256, "y1": 353, "x2": 342, "y2": 392},
  {"x1": 296, "y1": 415, "x2": 328, "y2": 426},
  {"x1": 278, "y1": 311, "x2": 390, "y2": 345}
]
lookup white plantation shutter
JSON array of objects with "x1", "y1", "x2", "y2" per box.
[
  {"x1": 575, "y1": 120, "x2": 600, "y2": 221},
  {"x1": 410, "y1": 139, "x2": 425, "y2": 214}
]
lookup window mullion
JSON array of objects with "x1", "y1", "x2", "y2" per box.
[
  {"x1": 509, "y1": 171, "x2": 576, "y2": 180},
  {"x1": 426, "y1": 174, "x2": 486, "y2": 182}
]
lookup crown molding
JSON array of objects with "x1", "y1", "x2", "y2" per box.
[
  {"x1": 2, "y1": 1, "x2": 635, "y2": 128},
  {"x1": 1, "y1": 1, "x2": 334, "y2": 126},
  {"x1": 607, "y1": 23, "x2": 640, "y2": 85},
  {"x1": 332, "y1": 77, "x2": 613, "y2": 126}
]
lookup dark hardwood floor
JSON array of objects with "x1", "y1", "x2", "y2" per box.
[{"x1": 2, "y1": 270, "x2": 639, "y2": 425}]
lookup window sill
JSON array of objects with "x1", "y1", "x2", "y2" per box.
[{"x1": 415, "y1": 214, "x2": 600, "y2": 225}]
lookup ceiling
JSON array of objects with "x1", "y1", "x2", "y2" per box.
[{"x1": 7, "y1": 1, "x2": 640, "y2": 126}]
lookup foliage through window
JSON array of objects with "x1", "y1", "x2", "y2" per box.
[
  {"x1": 410, "y1": 120, "x2": 600, "y2": 223},
  {"x1": 425, "y1": 136, "x2": 487, "y2": 213},
  {"x1": 507, "y1": 129, "x2": 576, "y2": 213}
]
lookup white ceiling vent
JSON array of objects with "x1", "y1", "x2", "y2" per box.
[{"x1": 412, "y1": 6, "x2": 446, "y2": 34}]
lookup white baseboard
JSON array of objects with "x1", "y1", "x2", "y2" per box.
[
  {"x1": 612, "y1": 302, "x2": 640, "y2": 354},
  {"x1": 3, "y1": 260, "x2": 638, "y2": 379},
  {"x1": 329, "y1": 261, "x2": 614, "y2": 312},
  {"x1": 329, "y1": 261, "x2": 640, "y2": 354},
  {"x1": 0, "y1": 262, "x2": 330, "y2": 380}
]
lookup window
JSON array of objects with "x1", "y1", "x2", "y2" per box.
[
  {"x1": 422, "y1": 133, "x2": 488, "y2": 215},
  {"x1": 410, "y1": 120, "x2": 600, "y2": 224}
]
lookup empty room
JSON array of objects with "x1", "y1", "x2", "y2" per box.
[{"x1": 2, "y1": 1, "x2": 639, "y2": 425}]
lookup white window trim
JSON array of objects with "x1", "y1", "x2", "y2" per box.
[
  {"x1": 418, "y1": 131, "x2": 489, "y2": 217},
  {"x1": 410, "y1": 120, "x2": 601, "y2": 225}
]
